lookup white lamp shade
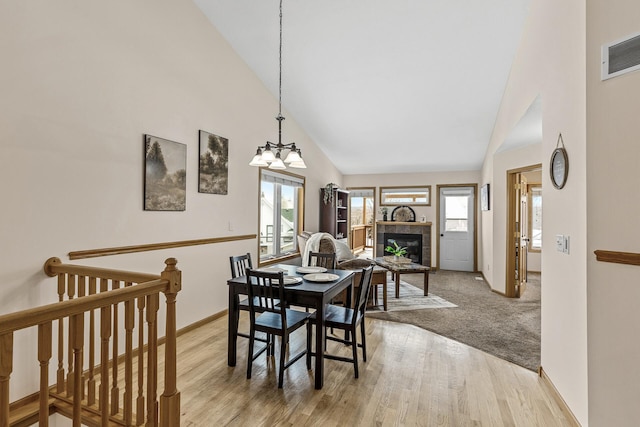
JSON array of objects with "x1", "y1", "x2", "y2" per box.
[
  {"x1": 268, "y1": 157, "x2": 286, "y2": 169},
  {"x1": 261, "y1": 148, "x2": 276, "y2": 162},
  {"x1": 288, "y1": 159, "x2": 307, "y2": 168},
  {"x1": 249, "y1": 154, "x2": 268, "y2": 167},
  {"x1": 283, "y1": 150, "x2": 302, "y2": 163}
]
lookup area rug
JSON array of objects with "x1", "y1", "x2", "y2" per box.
[
  {"x1": 369, "y1": 281, "x2": 457, "y2": 312},
  {"x1": 367, "y1": 271, "x2": 541, "y2": 372}
]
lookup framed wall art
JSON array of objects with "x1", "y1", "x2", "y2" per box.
[
  {"x1": 144, "y1": 134, "x2": 186, "y2": 211},
  {"x1": 481, "y1": 183, "x2": 490, "y2": 211},
  {"x1": 198, "y1": 130, "x2": 228, "y2": 195}
]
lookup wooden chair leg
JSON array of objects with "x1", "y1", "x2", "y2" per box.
[
  {"x1": 306, "y1": 323, "x2": 312, "y2": 369},
  {"x1": 360, "y1": 321, "x2": 367, "y2": 362},
  {"x1": 267, "y1": 334, "x2": 273, "y2": 357},
  {"x1": 278, "y1": 335, "x2": 287, "y2": 388},
  {"x1": 247, "y1": 331, "x2": 255, "y2": 379},
  {"x1": 351, "y1": 326, "x2": 359, "y2": 378}
]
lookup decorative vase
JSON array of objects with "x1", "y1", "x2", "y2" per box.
[{"x1": 383, "y1": 214, "x2": 388, "y2": 221}]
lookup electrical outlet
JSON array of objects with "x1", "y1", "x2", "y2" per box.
[
  {"x1": 556, "y1": 235, "x2": 564, "y2": 252},
  {"x1": 228, "y1": 221, "x2": 234, "y2": 231}
]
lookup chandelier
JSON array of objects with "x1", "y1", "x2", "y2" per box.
[{"x1": 249, "y1": 0, "x2": 306, "y2": 170}]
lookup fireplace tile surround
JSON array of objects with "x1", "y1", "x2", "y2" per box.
[{"x1": 376, "y1": 221, "x2": 432, "y2": 267}]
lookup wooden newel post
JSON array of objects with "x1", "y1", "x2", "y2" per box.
[
  {"x1": 159, "y1": 258, "x2": 181, "y2": 427},
  {"x1": 0, "y1": 333, "x2": 14, "y2": 427}
]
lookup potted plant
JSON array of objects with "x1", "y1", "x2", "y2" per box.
[
  {"x1": 385, "y1": 241, "x2": 407, "y2": 261},
  {"x1": 323, "y1": 183, "x2": 338, "y2": 205}
]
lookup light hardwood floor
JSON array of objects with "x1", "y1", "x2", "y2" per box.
[{"x1": 174, "y1": 314, "x2": 576, "y2": 426}]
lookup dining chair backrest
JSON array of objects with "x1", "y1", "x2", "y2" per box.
[
  {"x1": 245, "y1": 268, "x2": 287, "y2": 322},
  {"x1": 230, "y1": 253, "x2": 253, "y2": 278},
  {"x1": 353, "y1": 265, "x2": 374, "y2": 321},
  {"x1": 308, "y1": 251, "x2": 337, "y2": 269}
]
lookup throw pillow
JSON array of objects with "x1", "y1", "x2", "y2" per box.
[{"x1": 335, "y1": 239, "x2": 356, "y2": 261}]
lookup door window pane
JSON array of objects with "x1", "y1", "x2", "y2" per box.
[
  {"x1": 445, "y1": 196, "x2": 468, "y2": 231},
  {"x1": 530, "y1": 187, "x2": 542, "y2": 250},
  {"x1": 279, "y1": 185, "x2": 297, "y2": 253}
]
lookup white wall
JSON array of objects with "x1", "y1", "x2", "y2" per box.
[
  {"x1": 481, "y1": 0, "x2": 588, "y2": 424},
  {"x1": 586, "y1": 0, "x2": 640, "y2": 425},
  {"x1": 0, "y1": 0, "x2": 342, "y2": 400},
  {"x1": 486, "y1": 143, "x2": 541, "y2": 290},
  {"x1": 344, "y1": 170, "x2": 480, "y2": 268}
]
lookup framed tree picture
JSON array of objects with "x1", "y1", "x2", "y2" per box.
[
  {"x1": 481, "y1": 183, "x2": 490, "y2": 211},
  {"x1": 198, "y1": 130, "x2": 228, "y2": 195},
  {"x1": 144, "y1": 134, "x2": 187, "y2": 211}
]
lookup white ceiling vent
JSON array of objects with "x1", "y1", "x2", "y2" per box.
[{"x1": 602, "y1": 32, "x2": 640, "y2": 80}]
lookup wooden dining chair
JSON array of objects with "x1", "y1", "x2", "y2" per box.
[
  {"x1": 245, "y1": 268, "x2": 311, "y2": 388},
  {"x1": 306, "y1": 265, "x2": 374, "y2": 378},
  {"x1": 306, "y1": 251, "x2": 338, "y2": 313},
  {"x1": 230, "y1": 252, "x2": 253, "y2": 278},
  {"x1": 308, "y1": 251, "x2": 337, "y2": 269},
  {"x1": 229, "y1": 253, "x2": 269, "y2": 342}
]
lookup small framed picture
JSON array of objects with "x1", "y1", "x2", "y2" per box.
[
  {"x1": 144, "y1": 134, "x2": 187, "y2": 211},
  {"x1": 481, "y1": 183, "x2": 490, "y2": 211},
  {"x1": 198, "y1": 130, "x2": 229, "y2": 195}
]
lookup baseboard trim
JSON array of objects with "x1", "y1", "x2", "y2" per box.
[
  {"x1": 479, "y1": 271, "x2": 506, "y2": 296},
  {"x1": 538, "y1": 366, "x2": 582, "y2": 427},
  {"x1": 176, "y1": 310, "x2": 227, "y2": 338}
]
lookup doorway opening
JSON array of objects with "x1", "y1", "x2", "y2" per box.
[
  {"x1": 347, "y1": 187, "x2": 375, "y2": 253},
  {"x1": 506, "y1": 165, "x2": 542, "y2": 298}
]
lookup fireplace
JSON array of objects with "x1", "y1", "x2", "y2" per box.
[
  {"x1": 376, "y1": 221, "x2": 431, "y2": 266},
  {"x1": 384, "y1": 233, "x2": 423, "y2": 264}
]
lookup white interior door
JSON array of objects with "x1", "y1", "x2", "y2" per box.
[{"x1": 439, "y1": 187, "x2": 475, "y2": 271}]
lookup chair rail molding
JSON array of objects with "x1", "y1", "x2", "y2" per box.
[
  {"x1": 69, "y1": 234, "x2": 257, "y2": 260},
  {"x1": 594, "y1": 250, "x2": 640, "y2": 266}
]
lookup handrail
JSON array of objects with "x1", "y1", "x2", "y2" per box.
[
  {"x1": 44, "y1": 256, "x2": 160, "y2": 282},
  {"x1": 0, "y1": 279, "x2": 166, "y2": 335},
  {"x1": 0, "y1": 257, "x2": 182, "y2": 427}
]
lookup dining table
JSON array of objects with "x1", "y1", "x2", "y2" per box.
[{"x1": 227, "y1": 263, "x2": 355, "y2": 390}]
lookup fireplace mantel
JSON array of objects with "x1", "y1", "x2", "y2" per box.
[
  {"x1": 376, "y1": 221, "x2": 432, "y2": 226},
  {"x1": 376, "y1": 221, "x2": 432, "y2": 267}
]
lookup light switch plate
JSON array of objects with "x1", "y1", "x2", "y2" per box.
[
  {"x1": 556, "y1": 235, "x2": 564, "y2": 252},
  {"x1": 563, "y1": 235, "x2": 570, "y2": 254}
]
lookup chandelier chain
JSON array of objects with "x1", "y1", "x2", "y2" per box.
[{"x1": 278, "y1": 0, "x2": 283, "y2": 119}]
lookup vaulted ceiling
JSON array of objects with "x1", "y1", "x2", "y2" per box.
[{"x1": 194, "y1": 0, "x2": 531, "y2": 175}]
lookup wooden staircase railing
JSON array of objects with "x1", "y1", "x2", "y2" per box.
[{"x1": 0, "y1": 257, "x2": 182, "y2": 427}]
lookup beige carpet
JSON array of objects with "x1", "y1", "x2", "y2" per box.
[{"x1": 366, "y1": 270, "x2": 541, "y2": 371}]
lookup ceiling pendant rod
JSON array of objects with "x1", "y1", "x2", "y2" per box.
[{"x1": 249, "y1": 0, "x2": 306, "y2": 170}]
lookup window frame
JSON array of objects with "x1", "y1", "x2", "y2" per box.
[
  {"x1": 379, "y1": 185, "x2": 431, "y2": 206},
  {"x1": 258, "y1": 168, "x2": 305, "y2": 265}
]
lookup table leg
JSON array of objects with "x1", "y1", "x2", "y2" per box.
[
  {"x1": 382, "y1": 274, "x2": 388, "y2": 311},
  {"x1": 228, "y1": 288, "x2": 238, "y2": 367},
  {"x1": 395, "y1": 272, "x2": 401, "y2": 298},
  {"x1": 314, "y1": 302, "x2": 325, "y2": 389},
  {"x1": 424, "y1": 270, "x2": 429, "y2": 296}
]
